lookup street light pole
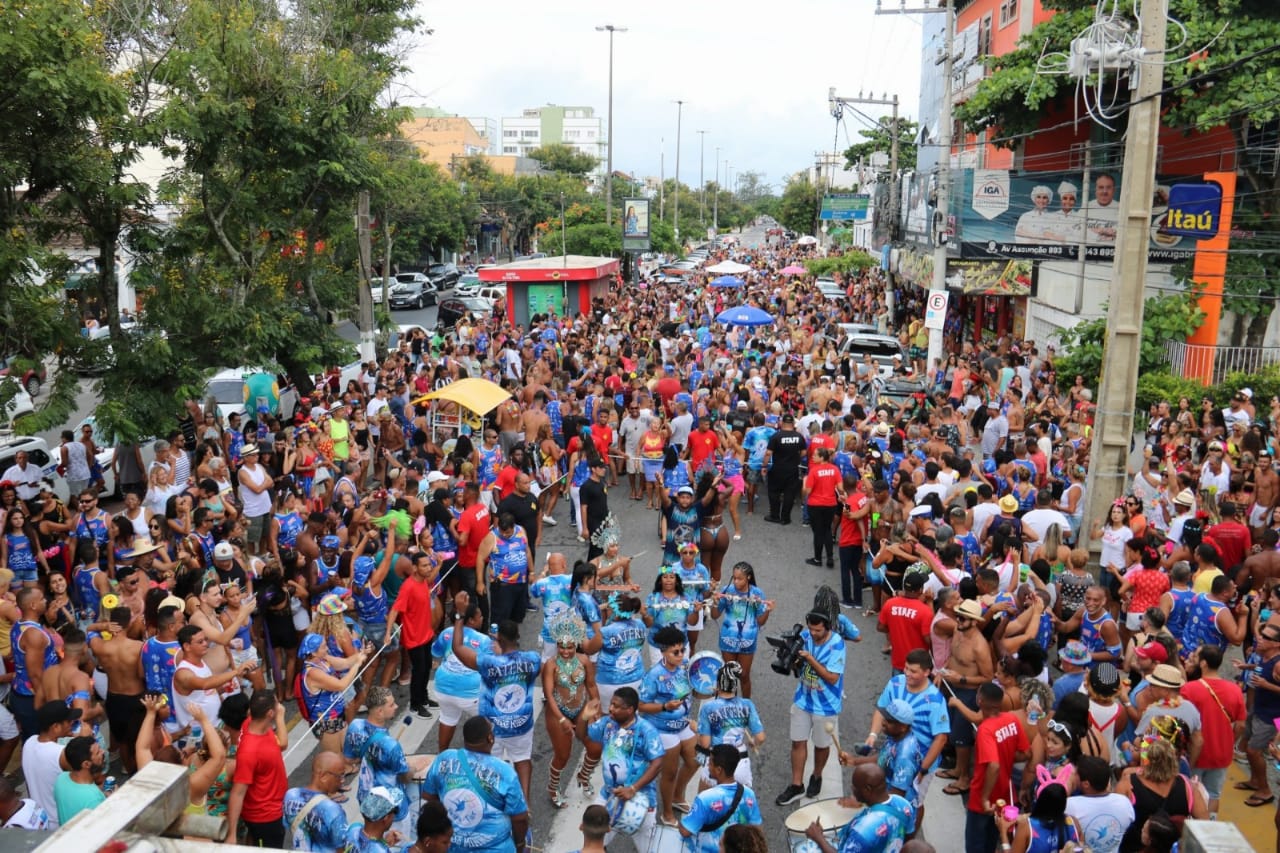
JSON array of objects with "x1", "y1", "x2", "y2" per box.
[
  {"x1": 595, "y1": 24, "x2": 627, "y2": 229},
  {"x1": 696, "y1": 130, "x2": 707, "y2": 227},
  {"x1": 713, "y1": 146, "x2": 720, "y2": 233},
  {"x1": 673, "y1": 100, "x2": 684, "y2": 244}
]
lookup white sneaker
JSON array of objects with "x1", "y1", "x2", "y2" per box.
[{"x1": 542, "y1": 515, "x2": 558, "y2": 526}]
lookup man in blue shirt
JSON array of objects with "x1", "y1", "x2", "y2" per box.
[
  {"x1": 451, "y1": 592, "x2": 541, "y2": 804},
  {"x1": 679, "y1": 744, "x2": 763, "y2": 853},
  {"x1": 420, "y1": 716, "x2": 529, "y2": 853},
  {"x1": 351, "y1": 687, "x2": 432, "y2": 841},
  {"x1": 864, "y1": 649, "x2": 951, "y2": 779},
  {"x1": 1053, "y1": 640, "x2": 1091, "y2": 710},
  {"x1": 282, "y1": 751, "x2": 351, "y2": 852},
  {"x1": 578, "y1": 686, "x2": 665, "y2": 843},
  {"x1": 777, "y1": 610, "x2": 846, "y2": 806},
  {"x1": 802, "y1": 763, "x2": 916, "y2": 853}
]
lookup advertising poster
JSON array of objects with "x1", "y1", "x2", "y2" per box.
[
  {"x1": 953, "y1": 169, "x2": 1200, "y2": 264},
  {"x1": 943, "y1": 259, "x2": 1035, "y2": 297},
  {"x1": 622, "y1": 198, "x2": 650, "y2": 252}
]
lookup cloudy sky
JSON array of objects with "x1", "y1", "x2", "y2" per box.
[{"x1": 401, "y1": 0, "x2": 926, "y2": 192}]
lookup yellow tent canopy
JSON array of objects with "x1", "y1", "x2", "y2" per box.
[{"x1": 413, "y1": 377, "x2": 511, "y2": 417}]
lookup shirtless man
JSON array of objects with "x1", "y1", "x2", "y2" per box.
[
  {"x1": 1005, "y1": 392, "x2": 1025, "y2": 446},
  {"x1": 1239, "y1": 529, "x2": 1280, "y2": 594},
  {"x1": 808, "y1": 377, "x2": 833, "y2": 415},
  {"x1": 934, "y1": 599, "x2": 993, "y2": 795},
  {"x1": 520, "y1": 392, "x2": 550, "y2": 451},
  {"x1": 1252, "y1": 452, "x2": 1279, "y2": 530},
  {"x1": 495, "y1": 391, "x2": 524, "y2": 460},
  {"x1": 188, "y1": 579, "x2": 256, "y2": 684},
  {"x1": 43, "y1": 629, "x2": 103, "y2": 740},
  {"x1": 115, "y1": 566, "x2": 149, "y2": 640},
  {"x1": 90, "y1": 606, "x2": 147, "y2": 773}
]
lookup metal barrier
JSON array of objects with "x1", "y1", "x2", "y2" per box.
[{"x1": 1164, "y1": 340, "x2": 1280, "y2": 385}]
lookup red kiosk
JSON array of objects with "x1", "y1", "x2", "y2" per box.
[{"x1": 478, "y1": 255, "x2": 620, "y2": 326}]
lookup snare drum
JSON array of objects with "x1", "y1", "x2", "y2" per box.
[
  {"x1": 688, "y1": 650, "x2": 724, "y2": 697},
  {"x1": 648, "y1": 824, "x2": 685, "y2": 853},
  {"x1": 608, "y1": 789, "x2": 652, "y2": 836},
  {"x1": 784, "y1": 798, "x2": 859, "y2": 851}
]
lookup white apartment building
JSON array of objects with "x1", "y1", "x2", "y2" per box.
[{"x1": 500, "y1": 105, "x2": 607, "y2": 182}]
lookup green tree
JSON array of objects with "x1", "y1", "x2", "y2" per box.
[
  {"x1": 955, "y1": 0, "x2": 1280, "y2": 346},
  {"x1": 1054, "y1": 291, "x2": 1205, "y2": 390},
  {"x1": 527, "y1": 143, "x2": 599, "y2": 177},
  {"x1": 842, "y1": 116, "x2": 918, "y2": 175},
  {"x1": 777, "y1": 173, "x2": 819, "y2": 236}
]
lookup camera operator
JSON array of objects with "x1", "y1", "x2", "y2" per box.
[{"x1": 774, "y1": 609, "x2": 846, "y2": 808}]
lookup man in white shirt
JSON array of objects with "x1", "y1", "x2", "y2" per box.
[
  {"x1": 22, "y1": 702, "x2": 79, "y2": 830},
  {"x1": 0, "y1": 776, "x2": 49, "y2": 829},
  {"x1": 1166, "y1": 489, "x2": 1196, "y2": 545},
  {"x1": 1, "y1": 451, "x2": 42, "y2": 502},
  {"x1": 1020, "y1": 489, "x2": 1071, "y2": 544},
  {"x1": 971, "y1": 485, "x2": 1001, "y2": 543},
  {"x1": 1065, "y1": 755, "x2": 1134, "y2": 853}
]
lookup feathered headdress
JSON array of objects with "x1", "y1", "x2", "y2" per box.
[
  {"x1": 548, "y1": 613, "x2": 588, "y2": 646},
  {"x1": 590, "y1": 513, "x2": 621, "y2": 550}
]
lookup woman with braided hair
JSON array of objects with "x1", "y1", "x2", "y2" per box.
[
  {"x1": 695, "y1": 660, "x2": 765, "y2": 790},
  {"x1": 1117, "y1": 535, "x2": 1169, "y2": 649},
  {"x1": 709, "y1": 562, "x2": 773, "y2": 698},
  {"x1": 540, "y1": 614, "x2": 598, "y2": 809}
]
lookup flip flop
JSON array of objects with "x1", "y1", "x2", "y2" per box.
[
  {"x1": 658, "y1": 816, "x2": 679, "y2": 827},
  {"x1": 942, "y1": 782, "x2": 968, "y2": 796},
  {"x1": 1245, "y1": 794, "x2": 1275, "y2": 807},
  {"x1": 936, "y1": 769, "x2": 960, "y2": 780},
  {"x1": 1234, "y1": 781, "x2": 1261, "y2": 792},
  {"x1": 673, "y1": 801, "x2": 692, "y2": 815}
]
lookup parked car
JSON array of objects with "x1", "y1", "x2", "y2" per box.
[
  {"x1": 0, "y1": 354, "x2": 46, "y2": 397},
  {"x1": 389, "y1": 279, "x2": 438, "y2": 309},
  {"x1": 0, "y1": 435, "x2": 61, "y2": 496},
  {"x1": 427, "y1": 263, "x2": 460, "y2": 289},
  {"x1": 454, "y1": 273, "x2": 481, "y2": 296},
  {"x1": 437, "y1": 295, "x2": 495, "y2": 329},
  {"x1": 203, "y1": 366, "x2": 300, "y2": 424}
]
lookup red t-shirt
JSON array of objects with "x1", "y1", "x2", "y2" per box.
[
  {"x1": 804, "y1": 463, "x2": 841, "y2": 507},
  {"x1": 878, "y1": 595, "x2": 932, "y2": 670},
  {"x1": 807, "y1": 433, "x2": 835, "y2": 463},
  {"x1": 688, "y1": 429, "x2": 720, "y2": 472},
  {"x1": 494, "y1": 465, "x2": 519, "y2": 501},
  {"x1": 838, "y1": 491, "x2": 868, "y2": 547},
  {"x1": 654, "y1": 377, "x2": 682, "y2": 412},
  {"x1": 1123, "y1": 566, "x2": 1170, "y2": 614},
  {"x1": 456, "y1": 503, "x2": 492, "y2": 568},
  {"x1": 1180, "y1": 677, "x2": 1246, "y2": 769},
  {"x1": 391, "y1": 575, "x2": 437, "y2": 649},
  {"x1": 969, "y1": 712, "x2": 1029, "y2": 814},
  {"x1": 1206, "y1": 521, "x2": 1251, "y2": 570},
  {"x1": 591, "y1": 424, "x2": 614, "y2": 461},
  {"x1": 232, "y1": 725, "x2": 287, "y2": 822}
]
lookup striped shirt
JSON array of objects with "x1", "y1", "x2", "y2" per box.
[
  {"x1": 875, "y1": 675, "x2": 951, "y2": 769},
  {"x1": 793, "y1": 630, "x2": 845, "y2": 716}
]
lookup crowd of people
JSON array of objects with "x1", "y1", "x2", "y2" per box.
[{"x1": 1, "y1": 220, "x2": 1279, "y2": 853}]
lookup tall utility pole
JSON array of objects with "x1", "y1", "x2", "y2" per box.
[
  {"x1": 697, "y1": 130, "x2": 707, "y2": 225},
  {"x1": 713, "y1": 146, "x2": 721, "y2": 232},
  {"x1": 595, "y1": 24, "x2": 627, "y2": 228},
  {"x1": 356, "y1": 190, "x2": 374, "y2": 361},
  {"x1": 877, "y1": 0, "x2": 953, "y2": 371},
  {"x1": 828, "y1": 88, "x2": 900, "y2": 238},
  {"x1": 1084, "y1": 0, "x2": 1169, "y2": 532},
  {"x1": 673, "y1": 100, "x2": 684, "y2": 243}
]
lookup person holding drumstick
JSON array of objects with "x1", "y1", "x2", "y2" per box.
[
  {"x1": 639, "y1": 625, "x2": 700, "y2": 827},
  {"x1": 802, "y1": 764, "x2": 915, "y2": 853},
  {"x1": 576, "y1": 687, "x2": 665, "y2": 843},
  {"x1": 695, "y1": 661, "x2": 765, "y2": 789},
  {"x1": 678, "y1": 744, "x2": 763, "y2": 852},
  {"x1": 709, "y1": 561, "x2": 773, "y2": 699}
]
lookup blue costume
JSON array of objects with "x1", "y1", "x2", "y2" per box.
[
  {"x1": 420, "y1": 748, "x2": 528, "y2": 853},
  {"x1": 793, "y1": 629, "x2": 845, "y2": 717}
]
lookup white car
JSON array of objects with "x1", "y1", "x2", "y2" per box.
[
  {"x1": 0, "y1": 378, "x2": 33, "y2": 428},
  {"x1": 454, "y1": 273, "x2": 482, "y2": 296},
  {"x1": 75, "y1": 416, "x2": 157, "y2": 499}
]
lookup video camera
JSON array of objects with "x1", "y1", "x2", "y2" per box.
[{"x1": 767, "y1": 624, "x2": 806, "y2": 677}]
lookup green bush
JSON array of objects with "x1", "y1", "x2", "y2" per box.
[
  {"x1": 1135, "y1": 372, "x2": 1209, "y2": 412},
  {"x1": 804, "y1": 252, "x2": 876, "y2": 279},
  {"x1": 1215, "y1": 365, "x2": 1280, "y2": 410}
]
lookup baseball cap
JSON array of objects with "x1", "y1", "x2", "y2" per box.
[
  {"x1": 882, "y1": 699, "x2": 915, "y2": 725},
  {"x1": 37, "y1": 701, "x2": 82, "y2": 731},
  {"x1": 676, "y1": 486, "x2": 695, "y2": 496},
  {"x1": 1135, "y1": 642, "x2": 1169, "y2": 663},
  {"x1": 781, "y1": 413, "x2": 795, "y2": 424},
  {"x1": 902, "y1": 572, "x2": 925, "y2": 591},
  {"x1": 359, "y1": 786, "x2": 406, "y2": 820},
  {"x1": 213, "y1": 541, "x2": 235, "y2": 561},
  {"x1": 735, "y1": 400, "x2": 748, "y2": 410},
  {"x1": 425, "y1": 471, "x2": 450, "y2": 485},
  {"x1": 321, "y1": 535, "x2": 340, "y2": 550},
  {"x1": 1089, "y1": 662, "x2": 1121, "y2": 696}
]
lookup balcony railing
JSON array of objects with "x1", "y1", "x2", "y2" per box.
[{"x1": 1164, "y1": 340, "x2": 1280, "y2": 385}]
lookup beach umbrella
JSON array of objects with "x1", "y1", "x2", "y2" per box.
[
  {"x1": 706, "y1": 260, "x2": 751, "y2": 275},
  {"x1": 710, "y1": 275, "x2": 745, "y2": 288},
  {"x1": 715, "y1": 305, "x2": 774, "y2": 327},
  {"x1": 780, "y1": 264, "x2": 807, "y2": 276}
]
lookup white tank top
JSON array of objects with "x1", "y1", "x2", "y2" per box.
[
  {"x1": 238, "y1": 463, "x2": 271, "y2": 517},
  {"x1": 125, "y1": 507, "x2": 150, "y2": 541},
  {"x1": 173, "y1": 659, "x2": 222, "y2": 728}
]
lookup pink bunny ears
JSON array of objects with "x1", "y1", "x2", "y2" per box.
[{"x1": 1035, "y1": 763, "x2": 1074, "y2": 798}]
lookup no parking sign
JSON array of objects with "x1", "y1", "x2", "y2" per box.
[{"x1": 924, "y1": 290, "x2": 949, "y2": 331}]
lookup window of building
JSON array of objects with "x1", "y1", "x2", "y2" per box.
[
  {"x1": 522, "y1": 130, "x2": 538, "y2": 138},
  {"x1": 998, "y1": 0, "x2": 1017, "y2": 27},
  {"x1": 979, "y1": 14, "x2": 992, "y2": 56},
  {"x1": 503, "y1": 130, "x2": 518, "y2": 138},
  {"x1": 585, "y1": 131, "x2": 596, "y2": 139},
  {"x1": 565, "y1": 130, "x2": 581, "y2": 139},
  {"x1": 503, "y1": 146, "x2": 517, "y2": 154}
]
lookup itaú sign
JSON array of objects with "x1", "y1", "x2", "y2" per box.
[{"x1": 1163, "y1": 183, "x2": 1223, "y2": 239}]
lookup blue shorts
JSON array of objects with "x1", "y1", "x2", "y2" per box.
[
  {"x1": 643, "y1": 459, "x2": 663, "y2": 482},
  {"x1": 11, "y1": 565, "x2": 37, "y2": 585},
  {"x1": 362, "y1": 621, "x2": 397, "y2": 651}
]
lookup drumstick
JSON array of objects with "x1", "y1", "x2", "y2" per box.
[{"x1": 824, "y1": 721, "x2": 844, "y2": 758}]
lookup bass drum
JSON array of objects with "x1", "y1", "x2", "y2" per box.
[
  {"x1": 607, "y1": 789, "x2": 652, "y2": 836},
  {"x1": 688, "y1": 650, "x2": 724, "y2": 697},
  {"x1": 784, "y1": 798, "x2": 860, "y2": 851},
  {"x1": 647, "y1": 824, "x2": 685, "y2": 852}
]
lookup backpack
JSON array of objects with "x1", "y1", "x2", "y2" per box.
[{"x1": 294, "y1": 670, "x2": 312, "y2": 723}]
